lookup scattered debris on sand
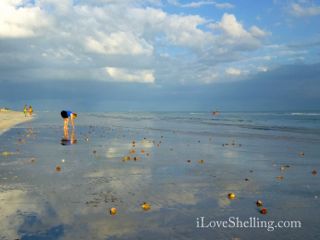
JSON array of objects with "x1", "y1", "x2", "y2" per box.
[
  {"x1": 56, "y1": 165, "x2": 62, "y2": 172},
  {"x1": 276, "y1": 176, "x2": 284, "y2": 180},
  {"x1": 228, "y1": 193, "x2": 236, "y2": 200},
  {"x1": 256, "y1": 200, "x2": 263, "y2": 207},
  {"x1": 260, "y1": 208, "x2": 268, "y2": 215},
  {"x1": 141, "y1": 202, "x2": 151, "y2": 211},
  {"x1": 109, "y1": 207, "x2": 117, "y2": 215}
]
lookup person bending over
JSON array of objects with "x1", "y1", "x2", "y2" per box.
[{"x1": 61, "y1": 110, "x2": 77, "y2": 130}]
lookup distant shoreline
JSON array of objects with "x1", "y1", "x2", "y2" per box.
[{"x1": 0, "y1": 109, "x2": 33, "y2": 135}]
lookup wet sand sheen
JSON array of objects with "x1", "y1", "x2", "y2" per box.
[{"x1": 0, "y1": 112, "x2": 319, "y2": 240}]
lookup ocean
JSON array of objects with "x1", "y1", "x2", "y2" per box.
[{"x1": 1, "y1": 111, "x2": 319, "y2": 239}]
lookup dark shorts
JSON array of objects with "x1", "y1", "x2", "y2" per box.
[{"x1": 61, "y1": 111, "x2": 68, "y2": 119}]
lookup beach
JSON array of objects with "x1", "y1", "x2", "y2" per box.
[
  {"x1": 0, "y1": 109, "x2": 33, "y2": 135},
  {"x1": 0, "y1": 112, "x2": 319, "y2": 239}
]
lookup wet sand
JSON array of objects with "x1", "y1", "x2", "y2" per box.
[
  {"x1": 0, "y1": 112, "x2": 319, "y2": 239},
  {"x1": 0, "y1": 110, "x2": 33, "y2": 135}
]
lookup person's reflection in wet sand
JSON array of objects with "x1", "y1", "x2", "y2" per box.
[{"x1": 61, "y1": 128, "x2": 77, "y2": 145}]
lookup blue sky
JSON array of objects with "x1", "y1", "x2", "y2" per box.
[{"x1": 0, "y1": 0, "x2": 320, "y2": 111}]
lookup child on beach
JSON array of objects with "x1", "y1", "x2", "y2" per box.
[
  {"x1": 23, "y1": 105, "x2": 27, "y2": 117},
  {"x1": 28, "y1": 105, "x2": 33, "y2": 116},
  {"x1": 61, "y1": 110, "x2": 77, "y2": 130}
]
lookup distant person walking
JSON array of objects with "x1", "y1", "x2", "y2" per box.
[
  {"x1": 23, "y1": 105, "x2": 27, "y2": 117},
  {"x1": 61, "y1": 110, "x2": 77, "y2": 130},
  {"x1": 28, "y1": 105, "x2": 33, "y2": 116}
]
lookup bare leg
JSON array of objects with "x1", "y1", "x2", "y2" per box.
[
  {"x1": 71, "y1": 118, "x2": 75, "y2": 129},
  {"x1": 71, "y1": 128, "x2": 76, "y2": 144},
  {"x1": 64, "y1": 118, "x2": 69, "y2": 131},
  {"x1": 63, "y1": 127, "x2": 69, "y2": 139}
]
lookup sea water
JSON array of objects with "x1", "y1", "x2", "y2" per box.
[{"x1": 0, "y1": 112, "x2": 319, "y2": 239}]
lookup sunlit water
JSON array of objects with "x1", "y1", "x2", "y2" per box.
[{"x1": 1, "y1": 112, "x2": 319, "y2": 239}]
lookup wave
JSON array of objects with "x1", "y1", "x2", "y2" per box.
[
  {"x1": 290, "y1": 113, "x2": 320, "y2": 116},
  {"x1": 189, "y1": 112, "x2": 205, "y2": 115}
]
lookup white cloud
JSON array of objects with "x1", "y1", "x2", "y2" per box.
[
  {"x1": 257, "y1": 66, "x2": 268, "y2": 72},
  {"x1": 208, "y1": 13, "x2": 267, "y2": 50},
  {"x1": 217, "y1": 13, "x2": 250, "y2": 37},
  {"x1": 250, "y1": 25, "x2": 268, "y2": 38},
  {"x1": 214, "y1": 2, "x2": 234, "y2": 9},
  {"x1": 0, "y1": 0, "x2": 50, "y2": 38},
  {"x1": 163, "y1": 14, "x2": 212, "y2": 48},
  {"x1": 225, "y1": 67, "x2": 241, "y2": 76},
  {"x1": 105, "y1": 67, "x2": 155, "y2": 83},
  {"x1": 85, "y1": 32, "x2": 153, "y2": 56},
  {"x1": 0, "y1": 1, "x2": 269, "y2": 85},
  {"x1": 173, "y1": 0, "x2": 234, "y2": 9},
  {"x1": 180, "y1": 1, "x2": 208, "y2": 8},
  {"x1": 290, "y1": 3, "x2": 320, "y2": 17},
  {"x1": 128, "y1": 7, "x2": 212, "y2": 49},
  {"x1": 36, "y1": 0, "x2": 73, "y2": 14}
]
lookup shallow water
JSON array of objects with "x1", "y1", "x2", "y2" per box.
[{"x1": 0, "y1": 112, "x2": 319, "y2": 239}]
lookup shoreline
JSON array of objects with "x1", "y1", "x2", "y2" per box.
[{"x1": 0, "y1": 109, "x2": 33, "y2": 135}]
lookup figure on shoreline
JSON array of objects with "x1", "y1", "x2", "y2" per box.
[
  {"x1": 61, "y1": 110, "x2": 77, "y2": 131},
  {"x1": 28, "y1": 105, "x2": 33, "y2": 116},
  {"x1": 23, "y1": 105, "x2": 27, "y2": 117},
  {"x1": 212, "y1": 111, "x2": 220, "y2": 116}
]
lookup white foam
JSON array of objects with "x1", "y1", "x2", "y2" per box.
[{"x1": 291, "y1": 113, "x2": 320, "y2": 116}]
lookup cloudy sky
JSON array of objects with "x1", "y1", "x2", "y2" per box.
[{"x1": 0, "y1": 0, "x2": 320, "y2": 111}]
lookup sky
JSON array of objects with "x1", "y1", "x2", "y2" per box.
[{"x1": 0, "y1": 0, "x2": 320, "y2": 111}]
